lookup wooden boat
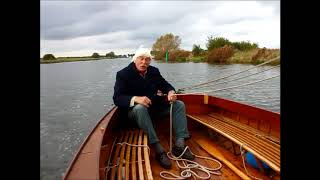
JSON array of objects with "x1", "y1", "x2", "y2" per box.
[{"x1": 63, "y1": 94, "x2": 280, "y2": 180}]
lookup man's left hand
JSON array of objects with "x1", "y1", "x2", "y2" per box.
[{"x1": 167, "y1": 90, "x2": 177, "y2": 102}]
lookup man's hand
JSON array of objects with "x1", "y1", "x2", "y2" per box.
[
  {"x1": 135, "y1": 96, "x2": 152, "y2": 107},
  {"x1": 167, "y1": 90, "x2": 177, "y2": 102}
]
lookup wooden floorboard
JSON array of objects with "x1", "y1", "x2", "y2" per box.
[
  {"x1": 125, "y1": 131, "x2": 133, "y2": 180},
  {"x1": 191, "y1": 129, "x2": 271, "y2": 180},
  {"x1": 109, "y1": 133, "x2": 124, "y2": 180}
]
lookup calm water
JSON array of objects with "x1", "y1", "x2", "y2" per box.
[{"x1": 40, "y1": 58, "x2": 280, "y2": 180}]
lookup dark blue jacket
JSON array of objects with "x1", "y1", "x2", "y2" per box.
[{"x1": 113, "y1": 62, "x2": 175, "y2": 109}]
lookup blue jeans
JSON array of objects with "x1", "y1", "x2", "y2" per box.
[{"x1": 128, "y1": 100, "x2": 190, "y2": 144}]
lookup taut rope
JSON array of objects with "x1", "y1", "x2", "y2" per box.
[
  {"x1": 189, "y1": 65, "x2": 280, "y2": 91},
  {"x1": 178, "y1": 56, "x2": 280, "y2": 92}
]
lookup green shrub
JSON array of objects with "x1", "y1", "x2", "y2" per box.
[{"x1": 206, "y1": 36, "x2": 232, "y2": 51}]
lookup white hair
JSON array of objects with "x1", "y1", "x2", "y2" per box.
[{"x1": 131, "y1": 45, "x2": 153, "y2": 62}]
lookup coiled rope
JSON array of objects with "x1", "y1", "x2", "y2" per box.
[{"x1": 160, "y1": 103, "x2": 223, "y2": 179}]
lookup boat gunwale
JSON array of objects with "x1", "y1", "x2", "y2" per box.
[
  {"x1": 182, "y1": 94, "x2": 279, "y2": 116},
  {"x1": 62, "y1": 106, "x2": 118, "y2": 180}
]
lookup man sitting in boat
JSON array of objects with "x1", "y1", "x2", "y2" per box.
[{"x1": 113, "y1": 46, "x2": 195, "y2": 169}]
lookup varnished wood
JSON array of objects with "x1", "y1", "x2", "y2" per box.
[
  {"x1": 209, "y1": 112, "x2": 280, "y2": 144},
  {"x1": 110, "y1": 133, "x2": 124, "y2": 180},
  {"x1": 64, "y1": 95, "x2": 280, "y2": 180},
  {"x1": 204, "y1": 94, "x2": 208, "y2": 104},
  {"x1": 137, "y1": 130, "x2": 144, "y2": 180},
  {"x1": 191, "y1": 114, "x2": 280, "y2": 167},
  {"x1": 143, "y1": 133, "x2": 153, "y2": 180},
  {"x1": 117, "y1": 132, "x2": 129, "y2": 180},
  {"x1": 203, "y1": 115, "x2": 280, "y2": 158},
  {"x1": 207, "y1": 96, "x2": 280, "y2": 139},
  {"x1": 203, "y1": 115, "x2": 281, "y2": 160},
  {"x1": 125, "y1": 131, "x2": 133, "y2": 180},
  {"x1": 193, "y1": 135, "x2": 251, "y2": 180},
  {"x1": 131, "y1": 130, "x2": 139, "y2": 180},
  {"x1": 188, "y1": 114, "x2": 280, "y2": 172}
]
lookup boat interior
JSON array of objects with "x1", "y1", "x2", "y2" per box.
[{"x1": 101, "y1": 95, "x2": 280, "y2": 180}]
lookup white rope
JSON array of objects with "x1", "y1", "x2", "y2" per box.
[
  {"x1": 179, "y1": 56, "x2": 280, "y2": 91},
  {"x1": 160, "y1": 103, "x2": 223, "y2": 179},
  {"x1": 160, "y1": 147, "x2": 222, "y2": 179},
  {"x1": 240, "y1": 144, "x2": 264, "y2": 180}
]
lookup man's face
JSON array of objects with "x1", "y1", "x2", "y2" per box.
[{"x1": 134, "y1": 56, "x2": 151, "y2": 72}]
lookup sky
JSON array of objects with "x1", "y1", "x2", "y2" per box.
[{"x1": 40, "y1": 1, "x2": 280, "y2": 57}]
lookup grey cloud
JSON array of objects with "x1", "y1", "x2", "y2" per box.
[
  {"x1": 41, "y1": 1, "x2": 280, "y2": 56},
  {"x1": 41, "y1": 1, "x2": 219, "y2": 40}
]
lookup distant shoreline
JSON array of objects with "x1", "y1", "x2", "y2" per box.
[
  {"x1": 40, "y1": 57, "x2": 119, "y2": 64},
  {"x1": 40, "y1": 48, "x2": 279, "y2": 65}
]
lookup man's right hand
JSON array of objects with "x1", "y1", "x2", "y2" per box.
[{"x1": 134, "y1": 96, "x2": 152, "y2": 107}]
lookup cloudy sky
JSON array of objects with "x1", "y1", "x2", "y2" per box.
[{"x1": 40, "y1": 1, "x2": 280, "y2": 57}]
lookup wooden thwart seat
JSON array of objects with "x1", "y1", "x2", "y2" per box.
[
  {"x1": 107, "y1": 129, "x2": 153, "y2": 180},
  {"x1": 187, "y1": 113, "x2": 280, "y2": 173}
]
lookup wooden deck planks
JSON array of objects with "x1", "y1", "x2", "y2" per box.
[
  {"x1": 117, "y1": 132, "x2": 129, "y2": 180},
  {"x1": 131, "y1": 130, "x2": 139, "y2": 180},
  {"x1": 125, "y1": 131, "x2": 133, "y2": 180},
  {"x1": 110, "y1": 133, "x2": 124, "y2": 180},
  {"x1": 137, "y1": 130, "x2": 144, "y2": 180},
  {"x1": 143, "y1": 133, "x2": 153, "y2": 180},
  {"x1": 188, "y1": 114, "x2": 280, "y2": 173}
]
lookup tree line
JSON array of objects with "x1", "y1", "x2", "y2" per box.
[
  {"x1": 42, "y1": 33, "x2": 268, "y2": 64},
  {"x1": 151, "y1": 33, "x2": 260, "y2": 63},
  {"x1": 42, "y1": 52, "x2": 133, "y2": 60}
]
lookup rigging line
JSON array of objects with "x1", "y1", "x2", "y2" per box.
[
  {"x1": 178, "y1": 56, "x2": 280, "y2": 91},
  {"x1": 175, "y1": 74, "x2": 280, "y2": 96},
  {"x1": 190, "y1": 65, "x2": 280, "y2": 91}
]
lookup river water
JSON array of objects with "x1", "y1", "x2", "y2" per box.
[{"x1": 40, "y1": 58, "x2": 280, "y2": 180}]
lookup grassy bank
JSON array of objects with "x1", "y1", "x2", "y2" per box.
[
  {"x1": 187, "y1": 48, "x2": 280, "y2": 65},
  {"x1": 229, "y1": 48, "x2": 280, "y2": 65}
]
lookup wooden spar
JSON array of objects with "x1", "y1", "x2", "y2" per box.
[
  {"x1": 125, "y1": 131, "x2": 133, "y2": 180},
  {"x1": 131, "y1": 130, "x2": 139, "y2": 180},
  {"x1": 110, "y1": 133, "x2": 124, "y2": 179},
  {"x1": 117, "y1": 132, "x2": 129, "y2": 180},
  {"x1": 143, "y1": 133, "x2": 153, "y2": 180},
  {"x1": 137, "y1": 130, "x2": 144, "y2": 180},
  {"x1": 194, "y1": 135, "x2": 251, "y2": 180}
]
